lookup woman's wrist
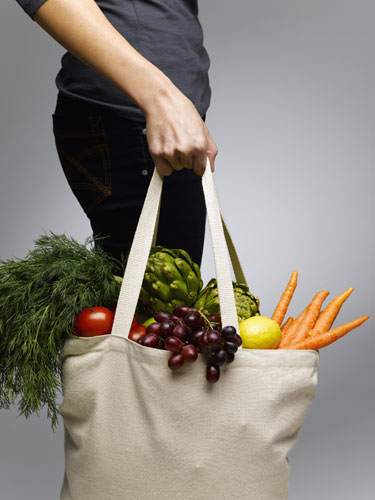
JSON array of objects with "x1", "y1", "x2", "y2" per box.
[{"x1": 131, "y1": 65, "x2": 181, "y2": 118}]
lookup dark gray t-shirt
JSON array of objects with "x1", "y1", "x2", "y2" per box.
[{"x1": 16, "y1": 0, "x2": 211, "y2": 121}]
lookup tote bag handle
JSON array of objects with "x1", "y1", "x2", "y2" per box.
[
  {"x1": 150, "y1": 188, "x2": 248, "y2": 286},
  {"x1": 111, "y1": 159, "x2": 241, "y2": 339}
]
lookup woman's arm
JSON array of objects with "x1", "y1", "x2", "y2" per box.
[{"x1": 32, "y1": 0, "x2": 217, "y2": 176}]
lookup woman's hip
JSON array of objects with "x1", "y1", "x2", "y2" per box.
[{"x1": 51, "y1": 94, "x2": 207, "y2": 264}]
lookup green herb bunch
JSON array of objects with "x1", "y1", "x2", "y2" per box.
[{"x1": 0, "y1": 232, "x2": 124, "y2": 428}]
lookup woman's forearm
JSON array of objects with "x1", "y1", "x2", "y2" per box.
[
  {"x1": 33, "y1": 0, "x2": 218, "y2": 176},
  {"x1": 33, "y1": 0, "x2": 174, "y2": 114}
]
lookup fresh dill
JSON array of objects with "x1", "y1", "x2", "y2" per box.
[{"x1": 0, "y1": 231, "x2": 124, "y2": 429}]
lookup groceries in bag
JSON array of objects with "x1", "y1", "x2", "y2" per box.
[
  {"x1": 73, "y1": 306, "x2": 115, "y2": 337},
  {"x1": 0, "y1": 232, "x2": 369, "y2": 427},
  {"x1": 128, "y1": 267, "x2": 368, "y2": 355},
  {"x1": 195, "y1": 278, "x2": 260, "y2": 321},
  {"x1": 270, "y1": 271, "x2": 369, "y2": 349},
  {"x1": 0, "y1": 232, "x2": 123, "y2": 427},
  {"x1": 136, "y1": 246, "x2": 204, "y2": 319},
  {"x1": 136, "y1": 305, "x2": 242, "y2": 383}
]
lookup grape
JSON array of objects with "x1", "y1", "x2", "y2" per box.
[
  {"x1": 198, "y1": 331, "x2": 211, "y2": 354},
  {"x1": 149, "y1": 314, "x2": 239, "y2": 378},
  {"x1": 189, "y1": 329, "x2": 205, "y2": 346},
  {"x1": 226, "y1": 352, "x2": 235, "y2": 364},
  {"x1": 208, "y1": 314, "x2": 222, "y2": 324},
  {"x1": 206, "y1": 364, "x2": 220, "y2": 383},
  {"x1": 154, "y1": 310, "x2": 171, "y2": 323},
  {"x1": 146, "y1": 322, "x2": 161, "y2": 335},
  {"x1": 206, "y1": 329, "x2": 222, "y2": 350},
  {"x1": 223, "y1": 341, "x2": 238, "y2": 354},
  {"x1": 184, "y1": 310, "x2": 202, "y2": 329},
  {"x1": 136, "y1": 336, "x2": 146, "y2": 345},
  {"x1": 165, "y1": 336, "x2": 184, "y2": 353},
  {"x1": 182, "y1": 344, "x2": 198, "y2": 362},
  {"x1": 201, "y1": 331, "x2": 210, "y2": 344},
  {"x1": 142, "y1": 333, "x2": 159, "y2": 348},
  {"x1": 209, "y1": 322, "x2": 222, "y2": 332},
  {"x1": 173, "y1": 305, "x2": 190, "y2": 318},
  {"x1": 159, "y1": 320, "x2": 175, "y2": 338},
  {"x1": 185, "y1": 327, "x2": 195, "y2": 342},
  {"x1": 172, "y1": 324, "x2": 189, "y2": 343},
  {"x1": 233, "y1": 333, "x2": 242, "y2": 347},
  {"x1": 222, "y1": 325, "x2": 236, "y2": 339},
  {"x1": 212, "y1": 349, "x2": 227, "y2": 366},
  {"x1": 168, "y1": 353, "x2": 185, "y2": 370}
]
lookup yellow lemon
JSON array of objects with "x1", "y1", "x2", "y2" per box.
[{"x1": 239, "y1": 316, "x2": 282, "y2": 349}]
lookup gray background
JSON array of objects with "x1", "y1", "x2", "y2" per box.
[{"x1": 1, "y1": 1, "x2": 374, "y2": 499}]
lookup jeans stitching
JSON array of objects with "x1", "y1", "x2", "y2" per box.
[
  {"x1": 75, "y1": 143, "x2": 106, "y2": 161},
  {"x1": 69, "y1": 182, "x2": 107, "y2": 192},
  {"x1": 56, "y1": 146, "x2": 111, "y2": 196},
  {"x1": 82, "y1": 192, "x2": 108, "y2": 214}
]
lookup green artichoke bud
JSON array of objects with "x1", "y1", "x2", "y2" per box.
[
  {"x1": 137, "y1": 246, "x2": 203, "y2": 317},
  {"x1": 194, "y1": 278, "x2": 260, "y2": 321}
]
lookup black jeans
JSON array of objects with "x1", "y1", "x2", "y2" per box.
[{"x1": 52, "y1": 93, "x2": 206, "y2": 266}]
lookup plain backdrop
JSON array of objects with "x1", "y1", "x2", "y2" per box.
[{"x1": 1, "y1": 1, "x2": 374, "y2": 499}]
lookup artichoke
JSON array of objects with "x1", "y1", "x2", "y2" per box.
[
  {"x1": 194, "y1": 278, "x2": 260, "y2": 321},
  {"x1": 137, "y1": 246, "x2": 203, "y2": 317}
]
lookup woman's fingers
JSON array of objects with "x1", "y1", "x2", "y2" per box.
[
  {"x1": 154, "y1": 157, "x2": 173, "y2": 176},
  {"x1": 206, "y1": 155, "x2": 215, "y2": 173},
  {"x1": 205, "y1": 125, "x2": 218, "y2": 172},
  {"x1": 151, "y1": 134, "x2": 217, "y2": 177},
  {"x1": 177, "y1": 151, "x2": 193, "y2": 170},
  {"x1": 177, "y1": 145, "x2": 203, "y2": 173},
  {"x1": 152, "y1": 150, "x2": 185, "y2": 174},
  {"x1": 169, "y1": 151, "x2": 186, "y2": 171},
  {"x1": 193, "y1": 148, "x2": 208, "y2": 176},
  {"x1": 171, "y1": 136, "x2": 209, "y2": 176},
  {"x1": 154, "y1": 143, "x2": 215, "y2": 177}
]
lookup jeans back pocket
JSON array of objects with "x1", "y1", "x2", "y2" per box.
[{"x1": 52, "y1": 113, "x2": 111, "y2": 215}]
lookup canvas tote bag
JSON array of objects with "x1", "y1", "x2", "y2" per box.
[{"x1": 59, "y1": 162, "x2": 319, "y2": 500}]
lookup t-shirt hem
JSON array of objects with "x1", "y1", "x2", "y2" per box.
[{"x1": 54, "y1": 90, "x2": 210, "y2": 121}]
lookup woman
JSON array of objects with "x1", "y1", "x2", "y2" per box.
[{"x1": 15, "y1": 0, "x2": 218, "y2": 265}]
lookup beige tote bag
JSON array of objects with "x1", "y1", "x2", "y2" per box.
[{"x1": 59, "y1": 162, "x2": 319, "y2": 500}]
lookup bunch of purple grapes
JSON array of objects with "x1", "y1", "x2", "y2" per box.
[{"x1": 137, "y1": 306, "x2": 242, "y2": 383}]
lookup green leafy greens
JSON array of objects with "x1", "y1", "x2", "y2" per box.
[{"x1": 0, "y1": 232, "x2": 124, "y2": 428}]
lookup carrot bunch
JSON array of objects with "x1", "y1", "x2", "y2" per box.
[{"x1": 270, "y1": 271, "x2": 369, "y2": 350}]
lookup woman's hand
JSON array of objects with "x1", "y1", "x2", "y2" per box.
[{"x1": 143, "y1": 87, "x2": 218, "y2": 177}]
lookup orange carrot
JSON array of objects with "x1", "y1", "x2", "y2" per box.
[
  {"x1": 281, "y1": 315, "x2": 369, "y2": 350},
  {"x1": 278, "y1": 309, "x2": 306, "y2": 348},
  {"x1": 280, "y1": 317, "x2": 294, "y2": 345},
  {"x1": 306, "y1": 328, "x2": 321, "y2": 338},
  {"x1": 281, "y1": 317, "x2": 294, "y2": 333},
  {"x1": 271, "y1": 271, "x2": 298, "y2": 326},
  {"x1": 290, "y1": 290, "x2": 329, "y2": 344},
  {"x1": 314, "y1": 287, "x2": 354, "y2": 333}
]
